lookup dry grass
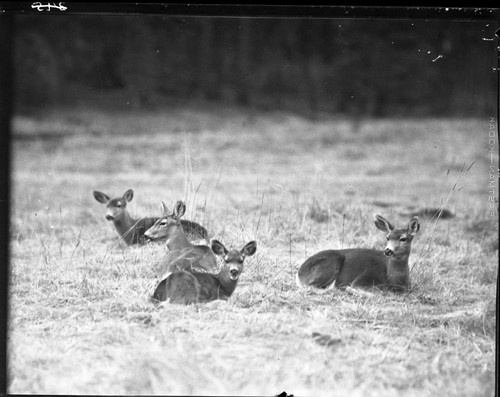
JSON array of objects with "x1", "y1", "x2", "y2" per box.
[{"x1": 8, "y1": 107, "x2": 498, "y2": 396}]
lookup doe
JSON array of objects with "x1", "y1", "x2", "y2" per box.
[
  {"x1": 152, "y1": 239, "x2": 257, "y2": 304},
  {"x1": 93, "y1": 189, "x2": 208, "y2": 245},
  {"x1": 296, "y1": 215, "x2": 420, "y2": 292},
  {"x1": 144, "y1": 200, "x2": 218, "y2": 276}
]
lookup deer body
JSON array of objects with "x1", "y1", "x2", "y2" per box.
[
  {"x1": 144, "y1": 200, "x2": 218, "y2": 276},
  {"x1": 157, "y1": 244, "x2": 217, "y2": 276},
  {"x1": 296, "y1": 215, "x2": 419, "y2": 292},
  {"x1": 153, "y1": 270, "x2": 237, "y2": 303},
  {"x1": 93, "y1": 189, "x2": 208, "y2": 245},
  {"x1": 153, "y1": 239, "x2": 257, "y2": 304}
]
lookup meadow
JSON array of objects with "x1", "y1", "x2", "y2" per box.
[{"x1": 8, "y1": 105, "x2": 498, "y2": 396}]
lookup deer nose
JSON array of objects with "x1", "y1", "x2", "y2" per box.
[
  {"x1": 384, "y1": 248, "x2": 393, "y2": 257},
  {"x1": 229, "y1": 269, "x2": 239, "y2": 278}
]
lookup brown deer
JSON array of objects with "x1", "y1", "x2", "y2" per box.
[
  {"x1": 144, "y1": 200, "x2": 218, "y2": 276},
  {"x1": 93, "y1": 189, "x2": 208, "y2": 245},
  {"x1": 152, "y1": 239, "x2": 257, "y2": 304},
  {"x1": 296, "y1": 215, "x2": 420, "y2": 292}
]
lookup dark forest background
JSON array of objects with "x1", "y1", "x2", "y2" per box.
[{"x1": 13, "y1": 15, "x2": 498, "y2": 117}]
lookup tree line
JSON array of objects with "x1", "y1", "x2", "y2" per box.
[{"x1": 14, "y1": 15, "x2": 497, "y2": 117}]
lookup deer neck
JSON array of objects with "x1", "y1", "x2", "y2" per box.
[
  {"x1": 166, "y1": 229, "x2": 192, "y2": 251},
  {"x1": 386, "y1": 254, "x2": 410, "y2": 288},
  {"x1": 216, "y1": 270, "x2": 238, "y2": 297},
  {"x1": 112, "y1": 211, "x2": 137, "y2": 244}
]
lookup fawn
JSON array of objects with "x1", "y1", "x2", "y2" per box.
[
  {"x1": 296, "y1": 215, "x2": 420, "y2": 292},
  {"x1": 144, "y1": 200, "x2": 218, "y2": 276},
  {"x1": 152, "y1": 239, "x2": 257, "y2": 304},
  {"x1": 93, "y1": 189, "x2": 208, "y2": 245}
]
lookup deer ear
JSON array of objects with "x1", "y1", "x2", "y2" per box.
[
  {"x1": 173, "y1": 201, "x2": 186, "y2": 219},
  {"x1": 211, "y1": 239, "x2": 228, "y2": 256},
  {"x1": 160, "y1": 201, "x2": 170, "y2": 216},
  {"x1": 408, "y1": 217, "x2": 420, "y2": 236},
  {"x1": 93, "y1": 190, "x2": 110, "y2": 204},
  {"x1": 123, "y1": 189, "x2": 134, "y2": 202},
  {"x1": 242, "y1": 241, "x2": 257, "y2": 257},
  {"x1": 374, "y1": 214, "x2": 394, "y2": 233}
]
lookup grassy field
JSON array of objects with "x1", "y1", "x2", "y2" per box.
[{"x1": 8, "y1": 105, "x2": 498, "y2": 396}]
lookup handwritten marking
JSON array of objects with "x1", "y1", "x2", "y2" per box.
[{"x1": 31, "y1": 2, "x2": 67, "y2": 11}]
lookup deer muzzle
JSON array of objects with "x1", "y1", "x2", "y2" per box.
[
  {"x1": 229, "y1": 268, "x2": 240, "y2": 280},
  {"x1": 143, "y1": 230, "x2": 155, "y2": 242}
]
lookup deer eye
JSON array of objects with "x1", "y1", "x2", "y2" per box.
[
  {"x1": 160, "y1": 220, "x2": 168, "y2": 227},
  {"x1": 115, "y1": 202, "x2": 122, "y2": 208},
  {"x1": 400, "y1": 237, "x2": 407, "y2": 243}
]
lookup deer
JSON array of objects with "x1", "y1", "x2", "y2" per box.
[
  {"x1": 144, "y1": 200, "x2": 218, "y2": 277},
  {"x1": 152, "y1": 239, "x2": 257, "y2": 304},
  {"x1": 296, "y1": 215, "x2": 420, "y2": 292},
  {"x1": 92, "y1": 189, "x2": 208, "y2": 246}
]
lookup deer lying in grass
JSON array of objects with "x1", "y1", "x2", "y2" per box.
[
  {"x1": 152, "y1": 239, "x2": 257, "y2": 304},
  {"x1": 93, "y1": 189, "x2": 208, "y2": 245},
  {"x1": 296, "y1": 215, "x2": 420, "y2": 292},
  {"x1": 144, "y1": 200, "x2": 218, "y2": 276}
]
